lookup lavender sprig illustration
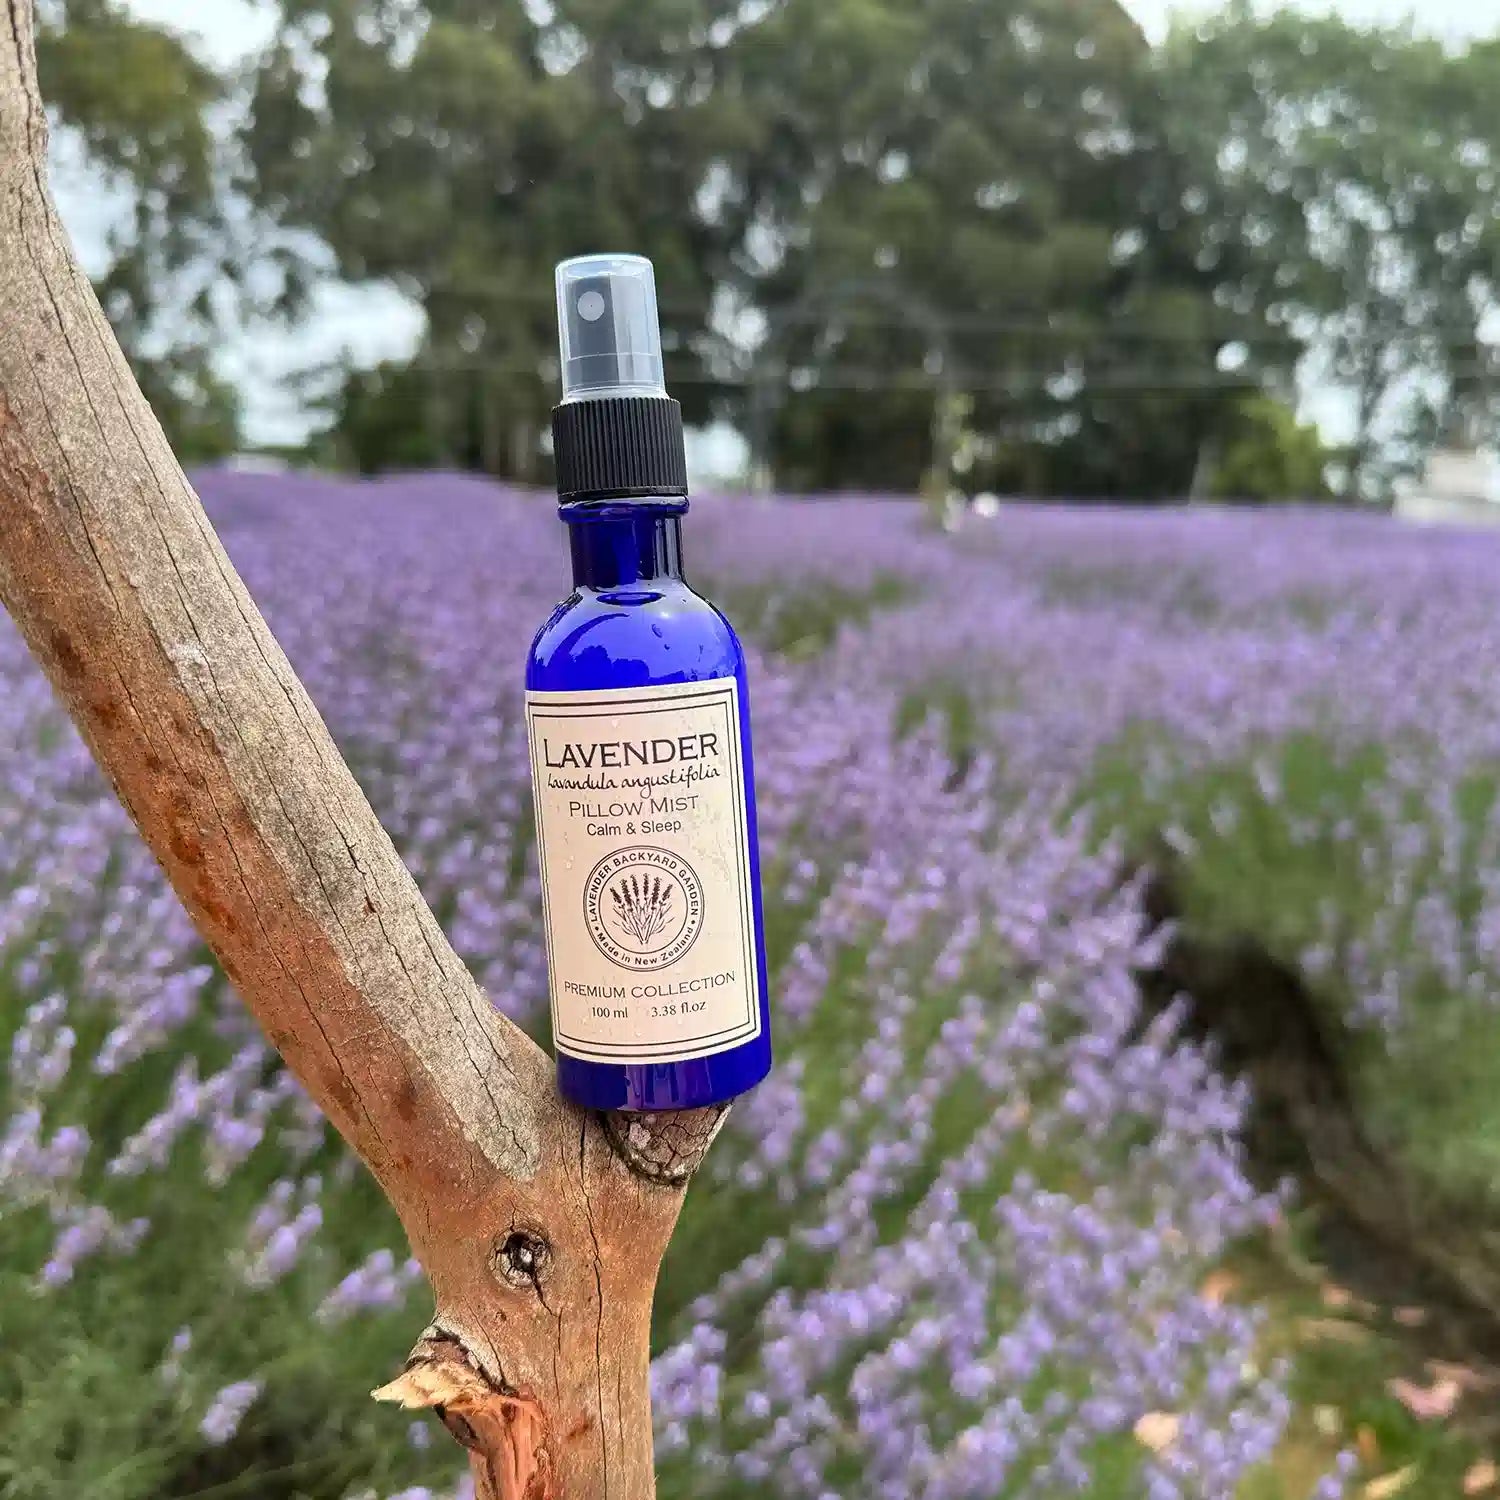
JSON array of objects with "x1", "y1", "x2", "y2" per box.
[{"x1": 609, "y1": 873, "x2": 675, "y2": 946}]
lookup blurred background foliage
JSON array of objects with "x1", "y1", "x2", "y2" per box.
[{"x1": 35, "y1": 0, "x2": 1500, "y2": 499}]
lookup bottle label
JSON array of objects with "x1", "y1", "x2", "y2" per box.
[{"x1": 525, "y1": 678, "x2": 763, "y2": 1064}]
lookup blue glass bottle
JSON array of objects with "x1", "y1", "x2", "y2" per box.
[{"x1": 524, "y1": 255, "x2": 771, "y2": 1111}]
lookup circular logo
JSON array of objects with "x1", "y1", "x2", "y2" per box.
[{"x1": 583, "y1": 845, "x2": 705, "y2": 971}]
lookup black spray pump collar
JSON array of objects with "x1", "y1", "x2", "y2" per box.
[
  {"x1": 552, "y1": 395, "x2": 688, "y2": 503},
  {"x1": 551, "y1": 253, "x2": 689, "y2": 502}
]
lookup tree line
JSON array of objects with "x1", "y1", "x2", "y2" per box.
[{"x1": 38, "y1": 0, "x2": 1500, "y2": 500}]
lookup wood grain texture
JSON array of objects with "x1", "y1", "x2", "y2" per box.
[{"x1": 0, "y1": 5, "x2": 718, "y2": 1493}]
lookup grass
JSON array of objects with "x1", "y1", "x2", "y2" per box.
[
  {"x1": 714, "y1": 573, "x2": 912, "y2": 658},
  {"x1": 1237, "y1": 1217, "x2": 1496, "y2": 1499},
  {"x1": 1081, "y1": 735, "x2": 1500, "y2": 1208}
]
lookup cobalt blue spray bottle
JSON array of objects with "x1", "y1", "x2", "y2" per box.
[{"x1": 525, "y1": 253, "x2": 772, "y2": 1111}]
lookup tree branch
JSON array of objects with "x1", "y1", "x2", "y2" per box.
[{"x1": 0, "y1": 5, "x2": 713, "y2": 1494}]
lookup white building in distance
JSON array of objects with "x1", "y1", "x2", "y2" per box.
[{"x1": 1396, "y1": 446, "x2": 1500, "y2": 525}]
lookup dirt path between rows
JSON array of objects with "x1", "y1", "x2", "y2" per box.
[{"x1": 1141, "y1": 863, "x2": 1500, "y2": 1378}]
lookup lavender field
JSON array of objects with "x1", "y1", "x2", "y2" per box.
[{"x1": 7, "y1": 474, "x2": 1500, "y2": 1498}]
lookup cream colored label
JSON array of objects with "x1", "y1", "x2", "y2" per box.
[{"x1": 525, "y1": 678, "x2": 762, "y2": 1064}]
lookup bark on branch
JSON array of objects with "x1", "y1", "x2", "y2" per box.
[{"x1": 0, "y1": 6, "x2": 720, "y2": 1494}]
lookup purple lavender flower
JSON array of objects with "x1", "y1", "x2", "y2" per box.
[
  {"x1": 199, "y1": 1380, "x2": 263, "y2": 1445},
  {"x1": 239, "y1": 1176, "x2": 324, "y2": 1288},
  {"x1": 316, "y1": 1246, "x2": 424, "y2": 1325}
]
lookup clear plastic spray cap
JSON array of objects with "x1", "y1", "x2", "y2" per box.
[{"x1": 555, "y1": 253, "x2": 667, "y2": 402}]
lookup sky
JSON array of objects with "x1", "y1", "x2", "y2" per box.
[
  {"x1": 123, "y1": 0, "x2": 1500, "y2": 59},
  {"x1": 86, "y1": 0, "x2": 1500, "y2": 457}
]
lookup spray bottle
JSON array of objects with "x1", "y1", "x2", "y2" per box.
[{"x1": 525, "y1": 254, "x2": 772, "y2": 1111}]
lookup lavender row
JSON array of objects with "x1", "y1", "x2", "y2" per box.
[{"x1": 0, "y1": 472, "x2": 1412, "y2": 1497}]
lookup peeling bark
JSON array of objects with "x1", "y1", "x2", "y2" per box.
[{"x1": 0, "y1": 5, "x2": 717, "y2": 1494}]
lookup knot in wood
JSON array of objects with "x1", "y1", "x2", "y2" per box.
[{"x1": 496, "y1": 1229, "x2": 551, "y2": 1290}]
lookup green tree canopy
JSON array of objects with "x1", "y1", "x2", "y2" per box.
[
  {"x1": 245, "y1": 0, "x2": 1261, "y2": 495},
  {"x1": 717, "y1": 0, "x2": 1255, "y2": 496},
  {"x1": 235, "y1": 0, "x2": 1500, "y2": 497},
  {"x1": 246, "y1": 0, "x2": 731, "y2": 477},
  {"x1": 1159, "y1": 1, "x2": 1500, "y2": 499},
  {"x1": 1208, "y1": 392, "x2": 1333, "y2": 502}
]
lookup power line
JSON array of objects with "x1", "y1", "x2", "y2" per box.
[
  {"x1": 353, "y1": 354, "x2": 1269, "y2": 396},
  {"x1": 415, "y1": 278, "x2": 1500, "y2": 348}
]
